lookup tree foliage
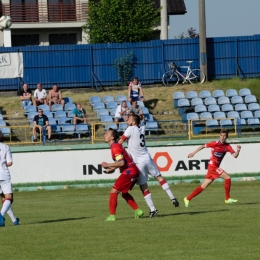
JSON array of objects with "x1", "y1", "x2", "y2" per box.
[
  {"x1": 174, "y1": 28, "x2": 199, "y2": 39},
  {"x1": 83, "y1": 0, "x2": 161, "y2": 44}
]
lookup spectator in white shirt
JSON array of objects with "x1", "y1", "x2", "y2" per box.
[
  {"x1": 33, "y1": 83, "x2": 47, "y2": 107},
  {"x1": 114, "y1": 100, "x2": 129, "y2": 125}
]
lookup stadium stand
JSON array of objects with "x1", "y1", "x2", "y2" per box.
[
  {"x1": 27, "y1": 112, "x2": 38, "y2": 121},
  {"x1": 208, "y1": 105, "x2": 220, "y2": 113},
  {"x1": 101, "y1": 115, "x2": 113, "y2": 123},
  {"x1": 38, "y1": 104, "x2": 50, "y2": 112},
  {"x1": 248, "y1": 103, "x2": 260, "y2": 112},
  {"x1": 200, "y1": 112, "x2": 213, "y2": 119},
  {"x1": 51, "y1": 104, "x2": 63, "y2": 112},
  {"x1": 89, "y1": 96, "x2": 101, "y2": 106},
  {"x1": 244, "y1": 95, "x2": 257, "y2": 104},
  {"x1": 191, "y1": 97, "x2": 203, "y2": 106},
  {"x1": 231, "y1": 95, "x2": 244, "y2": 104},
  {"x1": 239, "y1": 88, "x2": 251, "y2": 97},
  {"x1": 44, "y1": 111, "x2": 54, "y2": 118},
  {"x1": 199, "y1": 90, "x2": 211, "y2": 99},
  {"x1": 93, "y1": 102, "x2": 105, "y2": 112},
  {"x1": 234, "y1": 104, "x2": 247, "y2": 112},
  {"x1": 54, "y1": 111, "x2": 67, "y2": 119},
  {"x1": 221, "y1": 104, "x2": 234, "y2": 113},
  {"x1": 145, "y1": 121, "x2": 159, "y2": 136},
  {"x1": 187, "y1": 112, "x2": 199, "y2": 120},
  {"x1": 115, "y1": 95, "x2": 127, "y2": 104},
  {"x1": 218, "y1": 96, "x2": 230, "y2": 105},
  {"x1": 64, "y1": 103, "x2": 76, "y2": 112},
  {"x1": 206, "y1": 119, "x2": 219, "y2": 127},
  {"x1": 173, "y1": 91, "x2": 185, "y2": 108},
  {"x1": 195, "y1": 105, "x2": 207, "y2": 113},
  {"x1": 254, "y1": 111, "x2": 260, "y2": 118},
  {"x1": 63, "y1": 97, "x2": 73, "y2": 104},
  {"x1": 213, "y1": 112, "x2": 226, "y2": 119},
  {"x1": 247, "y1": 118, "x2": 260, "y2": 125},
  {"x1": 24, "y1": 105, "x2": 36, "y2": 115},
  {"x1": 58, "y1": 117, "x2": 72, "y2": 125},
  {"x1": 0, "y1": 120, "x2": 6, "y2": 126},
  {"x1": 102, "y1": 95, "x2": 114, "y2": 104},
  {"x1": 204, "y1": 97, "x2": 217, "y2": 106},
  {"x1": 226, "y1": 89, "x2": 238, "y2": 98},
  {"x1": 186, "y1": 91, "x2": 198, "y2": 100},
  {"x1": 212, "y1": 90, "x2": 225, "y2": 98},
  {"x1": 106, "y1": 101, "x2": 118, "y2": 111},
  {"x1": 97, "y1": 109, "x2": 109, "y2": 119},
  {"x1": 241, "y1": 111, "x2": 253, "y2": 119}
]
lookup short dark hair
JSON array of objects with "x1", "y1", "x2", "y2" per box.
[
  {"x1": 133, "y1": 77, "x2": 138, "y2": 81},
  {"x1": 220, "y1": 129, "x2": 228, "y2": 137},
  {"x1": 131, "y1": 114, "x2": 140, "y2": 126},
  {"x1": 109, "y1": 128, "x2": 120, "y2": 142}
]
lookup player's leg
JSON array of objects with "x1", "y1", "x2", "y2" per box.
[
  {"x1": 105, "y1": 188, "x2": 119, "y2": 221},
  {"x1": 148, "y1": 160, "x2": 179, "y2": 207},
  {"x1": 46, "y1": 126, "x2": 52, "y2": 141},
  {"x1": 220, "y1": 171, "x2": 238, "y2": 204},
  {"x1": 184, "y1": 178, "x2": 213, "y2": 207},
  {"x1": 1, "y1": 193, "x2": 18, "y2": 225},
  {"x1": 137, "y1": 162, "x2": 157, "y2": 216}
]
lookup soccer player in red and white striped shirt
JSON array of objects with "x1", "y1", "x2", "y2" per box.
[{"x1": 184, "y1": 129, "x2": 241, "y2": 207}]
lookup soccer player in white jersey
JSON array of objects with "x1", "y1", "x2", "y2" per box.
[
  {"x1": 0, "y1": 131, "x2": 19, "y2": 226},
  {"x1": 119, "y1": 114, "x2": 179, "y2": 217}
]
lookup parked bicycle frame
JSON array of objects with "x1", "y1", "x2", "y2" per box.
[{"x1": 162, "y1": 61, "x2": 206, "y2": 86}]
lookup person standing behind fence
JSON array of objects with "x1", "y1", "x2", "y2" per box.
[
  {"x1": 19, "y1": 83, "x2": 32, "y2": 108},
  {"x1": 0, "y1": 130, "x2": 19, "y2": 227},
  {"x1": 33, "y1": 83, "x2": 47, "y2": 107},
  {"x1": 128, "y1": 77, "x2": 144, "y2": 102}
]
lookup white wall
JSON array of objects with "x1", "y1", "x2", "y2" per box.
[{"x1": 10, "y1": 143, "x2": 259, "y2": 184}]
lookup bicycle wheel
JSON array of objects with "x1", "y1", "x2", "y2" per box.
[
  {"x1": 188, "y1": 69, "x2": 206, "y2": 84},
  {"x1": 162, "y1": 71, "x2": 179, "y2": 86}
]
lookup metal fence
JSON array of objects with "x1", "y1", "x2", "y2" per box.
[{"x1": 0, "y1": 34, "x2": 259, "y2": 91}]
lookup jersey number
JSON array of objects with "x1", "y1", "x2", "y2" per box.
[{"x1": 140, "y1": 134, "x2": 145, "y2": 147}]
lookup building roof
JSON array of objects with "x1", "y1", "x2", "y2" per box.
[{"x1": 154, "y1": 0, "x2": 187, "y2": 15}]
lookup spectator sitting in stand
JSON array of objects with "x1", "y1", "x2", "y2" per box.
[
  {"x1": 32, "y1": 109, "x2": 52, "y2": 143},
  {"x1": 72, "y1": 103, "x2": 87, "y2": 130},
  {"x1": 33, "y1": 83, "x2": 47, "y2": 108},
  {"x1": 19, "y1": 83, "x2": 32, "y2": 108},
  {"x1": 114, "y1": 100, "x2": 129, "y2": 126},
  {"x1": 129, "y1": 100, "x2": 144, "y2": 122},
  {"x1": 128, "y1": 77, "x2": 144, "y2": 102},
  {"x1": 48, "y1": 84, "x2": 65, "y2": 110}
]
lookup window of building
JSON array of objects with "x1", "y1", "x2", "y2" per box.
[
  {"x1": 10, "y1": 0, "x2": 39, "y2": 22},
  {"x1": 12, "y1": 34, "x2": 40, "y2": 46},
  {"x1": 49, "y1": 34, "x2": 77, "y2": 45},
  {"x1": 48, "y1": 0, "x2": 76, "y2": 22}
]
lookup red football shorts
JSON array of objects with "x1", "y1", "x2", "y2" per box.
[
  {"x1": 205, "y1": 167, "x2": 224, "y2": 180},
  {"x1": 113, "y1": 170, "x2": 139, "y2": 193}
]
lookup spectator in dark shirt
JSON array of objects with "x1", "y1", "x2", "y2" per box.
[
  {"x1": 19, "y1": 84, "x2": 32, "y2": 108},
  {"x1": 129, "y1": 100, "x2": 144, "y2": 121},
  {"x1": 32, "y1": 109, "x2": 52, "y2": 142}
]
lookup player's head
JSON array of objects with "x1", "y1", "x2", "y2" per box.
[
  {"x1": 104, "y1": 128, "x2": 120, "y2": 144},
  {"x1": 133, "y1": 77, "x2": 138, "y2": 84},
  {"x1": 220, "y1": 129, "x2": 228, "y2": 142},
  {"x1": 0, "y1": 130, "x2": 3, "y2": 142}
]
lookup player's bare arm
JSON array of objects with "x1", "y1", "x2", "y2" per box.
[
  {"x1": 6, "y1": 162, "x2": 12, "y2": 166},
  {"x1": 232, "y1": 145, "x2": 241, "y2": 158},
  {"x1": 101, "y1": 160, "x2": 125, "y2": 169},
  {"x1": 188, "y1": 145, "x2": 205, "y2": 158}
]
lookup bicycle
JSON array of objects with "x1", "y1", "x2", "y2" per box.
[{"x1": 162, "y1": 61, "x2": 206, "y2": 86}]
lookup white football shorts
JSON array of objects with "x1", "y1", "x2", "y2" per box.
[
  {"x1": 136, "y1": 159, "x2": 161, "y2": 185},
  {"x1": 0, "y1": 179, "x2": 13, "y2": 194}
]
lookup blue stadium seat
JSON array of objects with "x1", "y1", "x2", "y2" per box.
[
  {"x1": 105, "y1": 123, "x2": 118, "y2": 130},
  {"x1": 206, "y1": 120, "x2": 219, "y2": 127},
  {"x1": 0, "y1": 114, "x2": 3, "y2": 120},
  {"x1": 178, "y1": 99, "x2": 190, "y2": 107},
  {"x1": 254, "y1": 110, "x2": 260, "y2": 118},
  {"x1": 44, "y1": 111, "x2": 53, "y2": 118},
  {"x1": 55, "y1": 111, "x2": 67, "y2": 119},
  {"x1": 146, "y1": 114, "x2": 154, "y2": 121},
  {"x1": 236, "y1": 118, "x2": 247, "y2": 126},
  {"x1": 248, "y1": 103, "x2": 260, "y2": 111},
  {"x1": 118, "y1": 123, "x2": 128, "y2": 132},
  {"x1": 241, "y1": 111, "x2": 253, "y2": 119},
  {"x1": 76, "y1": 124, "x2": 90, "y2": 137},
  {"x1": 0, "y1": 127, "x2": 11, "y2": 136},
  {"x1": 102, "y1": 95, "x2": 114, "y2": 104},
  {"x1": 220, "y1": 119, "x2": 233, "y2": 126},
  {"x1": 137, "y1": 101, "x2": 145, "y2": 107},
  {"x1": 200, "y1": 112, "x2": 213, "y2": 120},
  {"x1": 51, "y1": 104, "x2": 63, "y2": 112},
  {"x1": 142, "y1": 107, "x2": 149, "y2": 115},
  {"x1": 235, "y1": 104, "x2": 247, "y2": 112},
  {"x1": 126, "y1": 101, "x2": 131, "y2": 107},
  {"x1": 195, "y1": 105, "x2": 207, "y2": 113},
  {"x1": 247, "y1": 118, "x2": 260, "y2": 125},
  {"x1": 239, "y1": 88, "x2": 251, "y2": 97},
  {"x1": 38, "y1": 104, "x2": 50, "y2": 112},
  {"x1": 63, "y1": 97, "x2": 73, "y2": 104},
  {"x1": 212, "y1": 90, "x2": 225, "y2": 98},
  {"x1": 173, "y1": 92, "x2": 185, "y2": 108},
  {"x1": 58, "y1": 117, "x2": 72, "y2": 125},
  {"x1": 199, "y1": 90, "x2": 211, "y2": 99},
  {"x1": 97, "y1": 109, "x2": 109, "y2": 119},
  {"x1": 67, "y1": 111, "x2": 74, "y2": 118},
  {"x1": 227, "y1": 111, "x2": 240, "y2": 119},
  {"x1": 60, "y1": 124, "x2": 74, "y2": 134},
  {"x1": 221, "y1": 104, "x2": 234, "y2": 113},
  {"x1": 218, "y1": 96, "x2": 230, "y2": 105},
  {"x1": 231, "y1": 95, "x2": 244, "y2": 104},
  {"x1": 27, "y1": 112, "x2": 38, "y2": 121},
  {"x1": 106, "y1": 101, "x2": 118, "y2": 111},
  {"x1": 244, "y1": 95, "x2": 257, "y2": 104},
  {"x1": 89, "y1": 96, "x2": 101, "y2": 106},
  {"x1": 145, "y1": 121, "x2": 159, "y2": 136},
  {"x1": 213, "y1": 112, "x2": 226, "y2": 119},
  {"x1": 93, "y1": 102, "x2": 105, "y2": 112},
  {"x1": 191, "y1": 98, "x2": 203, "y2": 106},
  {"x1": 186, "y1": 91, "x2": 198, "y2": 100},
  {"x1": 110, "y1": 107, "x2": 117, "y2": 117},
  {"x1": 48, "y1": 118, "x2": 61, "y2": 133},
  {"x1": 204, "y1": 97, "x2": 217, "y2": 106},
  {"x1": 101, "y1": 115, "x2": 113, "y2": 122},
  {"x1": 48, "y1": 118, "x2": 57, "y2": 125},
  {"x1": 187, "y1": 113, "x2": 199, "y2": 120},
  {"x1": 208, "y1": 105, "x2": 220, "y2": 113},
  {"x1": 24, "y1": 105, "x2": 36, "y2": 115},
  {"x1": 0, "y1": 120, "x2": 6, "y2": 126},
  {"x1": 64, "y1": 103, "x2": 76, "y2": 112},
  {"x1": 115, "y1": 95, "x2": 127, "y2": 104},
  {"x1": 226, "y1": 89, "x2": 238, "y2": 98}
]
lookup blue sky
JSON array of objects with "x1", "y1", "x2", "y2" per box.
[{"x1": 168, "y1": 0, "x2": 260, "y2": 38}]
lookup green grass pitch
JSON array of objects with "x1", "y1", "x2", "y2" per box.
[{"x1": 1, "y1": 181, "x2": 260, "y2": 260}]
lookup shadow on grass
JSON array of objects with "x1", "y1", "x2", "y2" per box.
[
  {"x1": 33, "y1": 216, "x2": 92, "y2": 224},
  {"x1": 144, "y1": 99, "x2": 159, "y2": 110}
]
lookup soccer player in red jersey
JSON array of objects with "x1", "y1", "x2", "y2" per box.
[
  {"x1": 102, "y1": 128, "x2": 143, "y2": 221},
  {"x1": 184, "y1": 129, "x2": 241, "y2": 207}
]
